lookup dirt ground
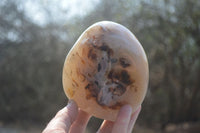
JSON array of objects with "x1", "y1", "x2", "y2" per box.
[
  {"x1": 0, "y1": 125, "x2": 156, "y2": 133},
  {"x1": 0, "y1": 122, "x2": 199, "y2": 133}
]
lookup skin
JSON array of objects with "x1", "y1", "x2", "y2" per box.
[{"x1": 42, "y1": 100, "x2": 141, "y2": 133}]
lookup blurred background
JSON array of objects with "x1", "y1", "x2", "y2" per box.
[{"x1": 0, "y1": 0, "x2": 200, "y2": 132}]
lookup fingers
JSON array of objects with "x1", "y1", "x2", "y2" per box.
[
  {"x1": 111, "y1": 105, "x2": 133, "y2": 133},
  {"x1": 97, "y1": 120, "x2": 114, "y2": 133},
  {"x1": 69, "y1": 109, "x2": 91, "y2": 133},
  {"x1": 42, "y1": 100, "x2": 78, "y2": 133},
  {"x1": 42, "y1": 100, "x2": 141, "y2": 133},
  {"x1": 127, "y1": 105, "x2": 141, "y2": 133}
]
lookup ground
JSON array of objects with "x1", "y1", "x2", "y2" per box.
[{"x1": 0, "y1": 122, "x2": 199, "y2": 133}]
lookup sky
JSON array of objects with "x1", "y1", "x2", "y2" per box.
[{"x1": 23, "y1": 0, "x2": 99, "y2": 26}]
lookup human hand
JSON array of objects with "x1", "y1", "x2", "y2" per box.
[{"x1": 42, "y1": 100, "x2": 141, "y2": 133}]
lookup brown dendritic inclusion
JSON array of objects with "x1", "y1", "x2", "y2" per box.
[{"x1": 84, "y1": 35, "x2": 134, "y2": 109}]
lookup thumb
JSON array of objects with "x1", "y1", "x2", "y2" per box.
[{"x1": 43, "y1": 100, "x2": 78, "y2": 133}]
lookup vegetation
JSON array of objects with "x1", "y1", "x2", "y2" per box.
[{"x1": 0, "y1": 0, "x2": 200, "y2": 132}]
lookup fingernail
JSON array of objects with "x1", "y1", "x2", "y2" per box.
[
  {"x1": 68, "y1": 99, "x2": 72, "y2": 105},
  {"x1": 116, "y1": 105, "x2": 133, "y2": 124},
  {"x1": 125, "y1": 105, "x2": 133, "y2": 113},
  {"x1": 132, "y1": 105, "x2": 142, "y2": 123},
  {"x1": 120, "y1": 104, "x2": 133, "y2": 115},
  {"x1": 67, "y1": 99, "x2": 76, "y2": 107},
  {"x1": 136, "y1": 105, "x2": 142, "y2": 114}
]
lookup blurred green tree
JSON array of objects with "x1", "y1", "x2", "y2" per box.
[
  {"x1": 128, "y1": 0, "x2": 200, "y2": 127},
  {"x1": 0, "y1": 0, "x2": 69, "y2": 123},
  {"x1": 0, "y1": 0, "x2": 200, "y2": 131}
]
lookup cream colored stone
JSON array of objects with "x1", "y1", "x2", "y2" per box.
[{"x1": 62, "y1": 21, "x2": 149, "y2": 121}]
